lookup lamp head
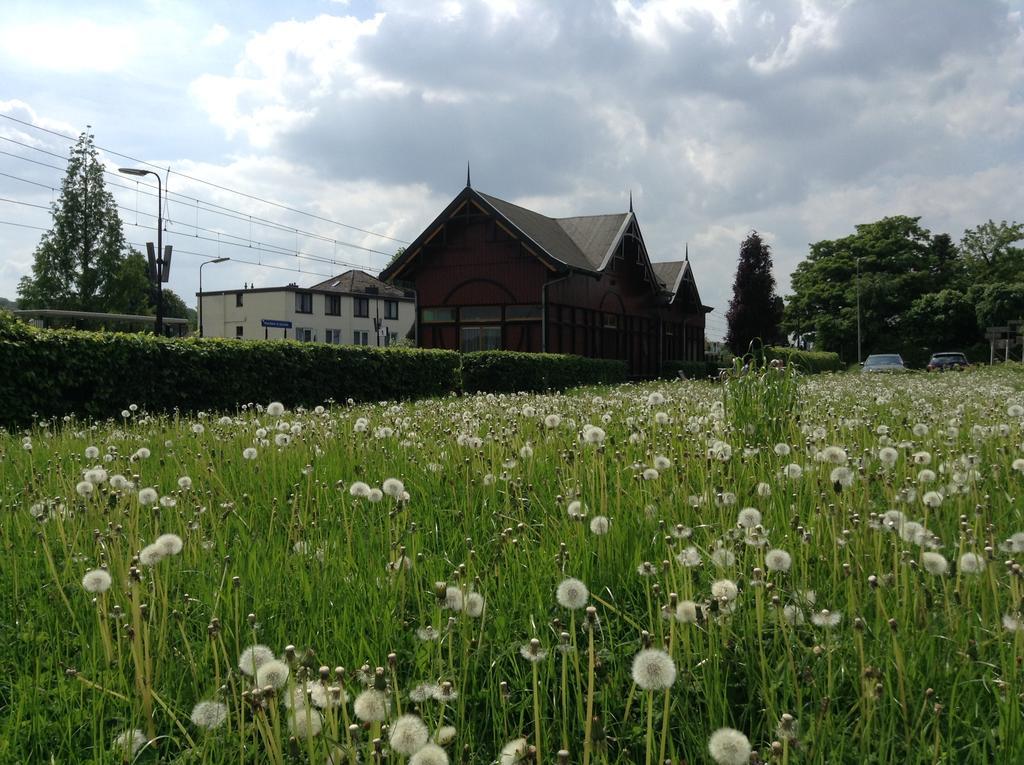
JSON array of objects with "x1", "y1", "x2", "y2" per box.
[{"x1": 118, "y1": 167, "x2": 149, "y2": 177}]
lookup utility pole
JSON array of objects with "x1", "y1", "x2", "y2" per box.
[{"x1": 856, "y1": 256, "x2": 862, "y2": 364}]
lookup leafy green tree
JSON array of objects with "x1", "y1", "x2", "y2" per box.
[
  {"x1": 901, "y1": 289, "x2": 977, "y2": 358},
  {"x1": 162, "y1": 289, "x2": 197, "y2": 328},
  {"x1": 960, "y1": 220, "x2": 1024, "y2": 283},
  {"x1": 784, "y1": 216, "x2": 961, "y2": 361},
  {"x1": 973, "y1": 283, "x2": 1024, "y2": 331},
  {"x1": 17, "y1": 131, "x2": 131, "y2": 311},
  {"x1": 725, "y1": 231, "x2": 783, "y2": 354},
  {"x1": 105, "y1": 252, "x2": 154, "y2": 315}
]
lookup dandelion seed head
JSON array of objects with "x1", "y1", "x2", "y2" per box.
[
  {"x1": 642, "y1": 467, "x2": 660, "y2": 480},
  {"x1": 410, "y1": 743, "x2": 449, "y2": 765},
  {"x1": 830, "y1": 466, "x2": 855, "y2": 487},
  {"x1": 155, "y1": 533, "x2": 183, "y2": 556},
  {"x1": 82, "y1": 568, "x2": 112, "y2": 593},
  {"x1": 190, "y1": 700, "x2": 228, "y2": 730},
  {"x1": 444, "y1": 586, "x2": 464, "y2": 612},
  {"x1": 708, "y1": 727, "x2": 752, "y2": 765},
  {"x1": 243, "y1": 447, "x2": 258, "y2": 460},
  {"x1": 465, "y1": 591, "x2": 485, "y2": 617},
  {"x1": 113, "y1": 729, "x2": 148, "y2": 758},
  {"x1": 544, "y1": 414, "x2": 561, "y2": 428},
  {"x1": 499, "y1": 737, "x2": 530, "y2": 765},
  {"x1": 677, "y1": 546, "x2": 702, "y2": 567},
  {"x1": 256, "y1": 659, "x2": 290, "y2": 688},
  {"x1": 138, "y1": 487, "x2": 159, "y2": 506},
  {"x1": 84, "y1": 446, "x2": 100, "y2": 460},
  {"x1": 435, "y1": 725, "x2": 457, "y2": 745},
  {"x1": 919, "y1": 551, "x2": 948, "y2": 575},
  {"x1": 556, "y1": 577, "x2": 589, "y2": 610},
  {"x1": 810, "y1": 609, "x2": 842, "y2": 628},
  {"x1": 1002, "y1": 614, "x2": 1024, "y2": 632},
  {"x1": 764, "y1": 549, "x2": 792, "y2": 572},
  {"x1": 390, "y1": 714, "x2": 430, "y2": 755},
  {"x1": 349, "y1": 481, "x2": 372, "y2": 498},
  {"x1": 288, "y1": 708, "x2": 323, "y2": 737},
  {"x1": 589, "y1": 515, "x2": 610, "y2": 535},
  {"x1": 75, "y1": 480, "x2": 94, "y2": 497},
  {"x1": 409, "y1": 683, "x2": 439, "y2": 703},
  {"x1": 676, "y1": 599, "x2": 699, "y2": 624},
  {"x1": 959, "y1": 552, "x2": 986, "y2": 574},
  {"x1": 238, "y1": 644, "x2": 275, "y2": 676},
  {"x1": 267, "y1": 401, "x2": 285, "y2": 416},
  {"x1": 878, "y1": 446, "x2": 899, "y2": 467},
  {"x1": 383, "y1": 478, "x2": 405, "y2": 498},
  {"x1": 138, "y1": 543, "x2": 166, "y2": 566},
  {"x1": 711, "y1": 579, "x2": 739, "y2": 601},
  {"x1": 354, "y1": 689, "x2": 389, "y2": 721},
  {"x1": 737, "y1": 508, "x2": 761, "y2": 528},
  {"x1": 630, "y1": 648, "x2": 676, "y2": 690},
  {"x1": 710, "y1": 546, "x2": 736, "y2": 568}
]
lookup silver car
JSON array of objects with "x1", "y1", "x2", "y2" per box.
[{"x1": 861, "y1": 353, "x2": 908, "y2": 373}]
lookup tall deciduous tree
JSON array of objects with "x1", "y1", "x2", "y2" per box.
[
  {"x1": 784, "y1": 216, "x2": 948, "y2": 361},
  {"x1": 17, "y1": 131, "x2": 131, "y2": 311},
  {"x1": 960, "y1": 220, "x2": 1024, "y2": 284},
  {"x1": 725, "y1": 231, "x2": 783, "y2": 355}
]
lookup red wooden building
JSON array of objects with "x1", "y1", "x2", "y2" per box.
[{"x1": 380, "y1": 182, "x2": 712, "y2": 377}]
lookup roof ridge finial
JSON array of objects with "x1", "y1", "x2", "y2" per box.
[
  {"x1": 466, "y1": 162, "x2": 471, "y2": 188},
  {"x1": 685, "y1": 242, "x2": 689, "y2": 261},
  {"x1": 629, "y1": 189, "x2": 633, "y2": 213}
]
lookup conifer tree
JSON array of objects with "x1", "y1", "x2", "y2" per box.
[
  {"x1": 725, "y1": 231, "x2": 784, "y2": 355},
  {"x1": 17, "y1": 130, "x2": 132, "y2": 311}
]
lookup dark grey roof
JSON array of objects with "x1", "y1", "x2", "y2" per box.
[
  {"x1": 557, "y1": 214, "x2": 632, "y2": 270},
  {"x1": 651, "y1": 260, "x2": 685, "y2": 293},
  {"x1": 308, "y1": 269, "x2": 408, "y2": 298},
  {"x1": 477, "y1": 192, "x2": 630, "y2": 273}
]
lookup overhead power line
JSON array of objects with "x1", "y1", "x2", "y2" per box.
[
  {"x1": 0, "y1": 112, "x2": 410, "y2": 245},
  {"x1": 0, "y1": 138, "x2": 399, "y2": 260},
  {"x1": 0, "y1": 189, "x2": 375, "y2": 273},
  {"x1": 0, "y1": 216, "x2": 336, "y2": 279}
]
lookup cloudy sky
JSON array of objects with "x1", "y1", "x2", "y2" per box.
[{"x1": 2, "y1": 0, "x2": 1022, "y2": 340}]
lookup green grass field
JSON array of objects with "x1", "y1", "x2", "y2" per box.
[{"x1": 2, "y1": 365, "x2": 1023, "y2": 764}]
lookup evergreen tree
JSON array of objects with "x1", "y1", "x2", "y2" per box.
[
  {"x1": 17, "y1": 130, "x2": 131, "y2": 311},
  {"x1": 725, "y1": 231, "x2": 783, "y2": 355}
]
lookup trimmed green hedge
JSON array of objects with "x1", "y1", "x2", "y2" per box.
[
  {"x1": 661, "y1": 359, "x2": 720, "y2": 380},
  {"x1": 461, "y1": 351, "x2": 627, "y2": 393},
  {"x1": 0, "y1": 312, "x2": 633, "y2": 426},
  {"x1": 0, "y1": 314, "x2": 460, "y2": 427},
  {"x1": 765, "y1": 346, "x2": 843, "y2": 373}
]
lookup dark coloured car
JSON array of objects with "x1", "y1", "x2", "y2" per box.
[
  {"x1": 927, "y1": 352, "x2": 970, "y2": 371},
  {"x1": 861, "y1": 353, "x2": 908, "y2": 373}
]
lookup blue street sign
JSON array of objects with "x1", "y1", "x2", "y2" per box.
[{"x1": 261, "y1": 319, "x2": 293, "y2": 329}]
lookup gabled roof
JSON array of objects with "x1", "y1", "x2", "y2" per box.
[
  {"x1": 651, "y1": 260, "x2": 685, "y2": 295},
  {"x1": 308, "y1": 269, "x2": 408, "y2": 299},
  {"x1": 478, "y1": 192, "x2": 632, "y2": 272},
  {"x1": 651, "y1": 258, "x2": 714, "y2": 313},
  {"x1": 382, "y1": 187, "x2": 649, "y2": 282}
]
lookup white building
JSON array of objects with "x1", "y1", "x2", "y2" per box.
[{"x1": 198, "y1": 269, "x2": 416, "y2": 345}]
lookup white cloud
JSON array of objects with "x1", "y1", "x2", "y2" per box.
[
  {"x1": 202, "y1": 23, "x2": 230, "y2": 47},
  {"x1": 189, "y1": 13, "x2": 399, "y2": 146},
  {"x1": 0, "y1": 19, "x2": 141, "y2": 73}
]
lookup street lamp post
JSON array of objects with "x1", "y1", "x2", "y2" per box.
[
  {"x1": 119, "y1": 168, "x2": 165, "y2": 335},
  {"x1": 198, "y1": 257, "x2": 231, "y2": 337}
]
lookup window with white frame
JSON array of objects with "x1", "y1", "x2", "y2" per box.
[
  {"x1": 296, "y1": 327, "x2": 314, "y2": 342},
  {"x1": 325, "y1": 328, "x2": 342, "y2": 344},
  {"x1": 353, "y1": 330, "x2": 369, "y2": 346}
]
